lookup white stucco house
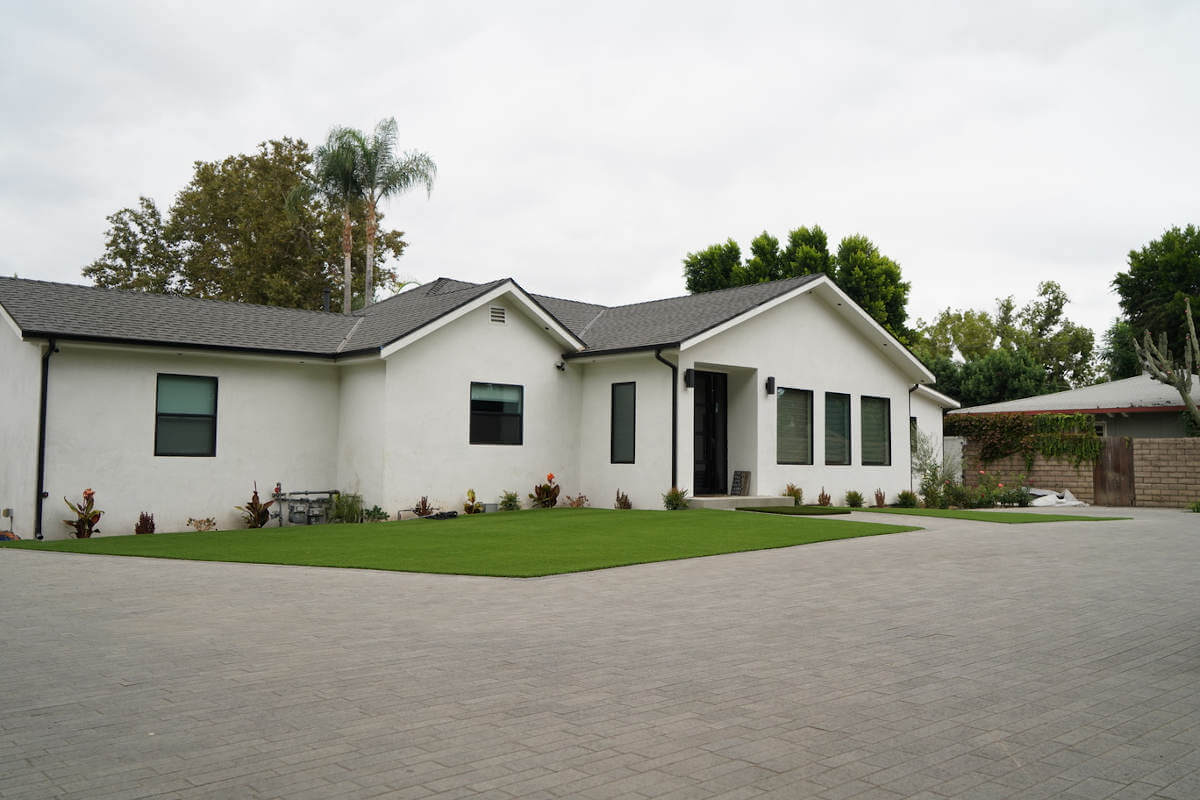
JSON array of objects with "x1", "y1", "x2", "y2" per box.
[{"x1": 0, "y1": 273, "x2": 955, "y2": 539}]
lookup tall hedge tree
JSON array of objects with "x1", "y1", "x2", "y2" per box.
[
  {"x1": 1113, "y1": 224, "x2": 1200, "y2": 354},
  {"x1": 85, "y1": 138, "x2": 409, "y2": 310},
  {"x1": 683, "y1": 225, "x2": 911, "y2": 341}
]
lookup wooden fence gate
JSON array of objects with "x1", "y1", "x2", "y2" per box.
[{"x1": 1092, "y1": 436, "x2": 1136, "y2": 506}]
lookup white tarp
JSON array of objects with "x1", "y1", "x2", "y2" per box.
[{"x1": 1028, "y1": 488, "x2": 1087, "y2": 507}]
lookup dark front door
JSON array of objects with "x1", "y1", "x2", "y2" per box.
[
  {"x1": 1093, "y1": 436, "x2": 1135, "y2": 506},
  {"x1": 693, "y1": 371, "x2": 728, "y2": 495}
]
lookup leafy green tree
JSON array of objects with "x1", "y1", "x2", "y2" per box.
[
  {"x1": 84, "y1": 138, "x2": 409, "y2": 311},
  {"x1": 1010, "y1": 281, "x2": 1095, "y2": 391},
  {"x1": 682, "y1": 225, "x2": 911, "y2": 341},
  {"x1": 683, "y1": 239, "x2": 742, "y2": 294},
  {"x1": 349, "y1": 118, "x2": 436, "y2": 306},
  {"x1": 1100, "y1": 320, "x2": 1141, "y2": 381},
  {"x1": 958, "y1": 347, "x2": 1047, "y2": 407},
  {"x1": 1113, "y1": 225, "x2": 1200, "y2": 354}
]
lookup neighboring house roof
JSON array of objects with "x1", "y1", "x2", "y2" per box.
[
  {"x1": 0, "y1": 272, "x2": 925, "y2": 376},
  {"x1": 948, "y1": 373, "x2": 1200, "y2": 416}
]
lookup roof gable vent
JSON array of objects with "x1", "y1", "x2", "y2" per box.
[{"x1": 489, "y1": 306, "x2": 506, "y2": 324}]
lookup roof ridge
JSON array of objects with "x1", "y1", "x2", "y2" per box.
[
  {"x1": 0, "y1": 275, "x2": 351, "y2": 318},
  {"x1": 605, "y1": 273, "x2": 823, "y2": 312},
  {"x1": 530, "y1": 291, "x2": 610, "y2": 309}
]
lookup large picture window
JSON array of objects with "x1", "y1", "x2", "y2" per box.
[
  {"x1": 470, "y1": 382, "x2": 523, "y2": 445},
  {"x1": 611, "y1": 382, "x2": 636, "y2": 463},
  {"x1": 776, "y1": 387, "x2": 813, "y2": 465},
  {"x1": 155, "y1": 374, "x2": 217, "y2": 457},
  {"x1": 824, "y1": 392, "x2": 851, "y2": 465},
  {"x1": 861, "y1": 396, "x2": 891, "y2": 466}
]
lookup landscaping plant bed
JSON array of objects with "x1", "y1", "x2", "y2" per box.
[{"x1": 737, "y1": 505, "x2": 851, "y2": 516}]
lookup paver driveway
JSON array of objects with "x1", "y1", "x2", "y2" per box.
[{"x1": 2, "y1": 508, "x2": 1199, "y2": 800}]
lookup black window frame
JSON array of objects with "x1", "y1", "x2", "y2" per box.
[
  {"x1": 824, "y1": 391, "x2": 852, "y2": 466},
  {"x1": 610, "y1": 381, "x2": 636, "y2": 464},
  {"x1": 469, "y1": 382, "x2": 524, "y2": 446},
  {"x1": 776, "y1": 386, "x2": 814, "y2": 465},
  {"x1": 861, "y1": 395, "x2": 892, "y2": 466},
  {"x1": 154, "y1": 373, "x2": 218, "y2": 458}
]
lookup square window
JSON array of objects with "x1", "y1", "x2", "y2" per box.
[
  {"x1": 155, "y1": 374, "x2": 217, "y2": 457},
  {"x1": 470, "y1": 382, "x2": 523, "y2": 445}
]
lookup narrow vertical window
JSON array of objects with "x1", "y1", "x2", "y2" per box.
[
  {"x1": 776, "y1": 387, "x2": 813, "y2": 465},
  {"x1": 470, "y1": 382, "x2": 523, "y2": 445},
  {"x1": 862, "y1": 396, "x2": 891, "y2": 466},
  {"x1": 825, "y1": 392, "x2": 851, "y2": 465},
  {"x1": 611, "y1": 382, "x2": 636, "y2": 463},
  {"x1": 155, "y1": 374, "x2": 218, "y2": 457}
]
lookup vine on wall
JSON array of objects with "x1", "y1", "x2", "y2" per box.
[{"x1": 945, "y1": 413, "x2": 1102, "y2": 469}]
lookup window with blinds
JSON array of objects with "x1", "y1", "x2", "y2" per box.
[
  {"x1": 776, "y1": 387, "x2": 813, "y2": 465},
  {"x1": 861, "y1": 396, "x2": 891, "y2": 466},
  {"x1": 825, "y1": 392, "x2": 851, "y2": 465},
  {"x1": 155, "y1": 374, "x2": 218, "y2": 457},
  {"x1": 611, "y1": 382, "x2": 635, "y2": 463},
  {"x1": 469, "y1": 382, "x2": 523, "y2": 445}
]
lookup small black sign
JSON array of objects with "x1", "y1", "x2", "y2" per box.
[{"x1": 730, "y1": 470, "x2": 751, "y2": 496}]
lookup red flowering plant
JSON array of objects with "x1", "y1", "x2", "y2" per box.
[
  {"x1": 63, "y1": 488, "x2": 103, "y2": 538},
  {"x1": 529, "y1": 472, "x2": 560, "y2": 508},
  {"x1": 235, "y1": 482, "x2": 274, "y2": 529}
]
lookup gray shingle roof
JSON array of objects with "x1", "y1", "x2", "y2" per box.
[
  {"x1": 0, "y1": 273, "x2": 827, "y2": 358},
  {"x1": 949, "y1": 373, "x2": 1200, "y2": 415}
]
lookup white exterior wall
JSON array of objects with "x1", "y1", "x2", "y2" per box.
[
  {"x1": 911, "y1": 389, "x2": 948, "y2": 465},
  {"x1": 575, "y1": 354, "x2": 673, "y2": 509},
  {"x1": 40, "y1": 344, "x2": 339, "y2": 538},
  {"x1": 0, "y1": 317, "x2": 43, "y2": 538},
  {"x1": 336, "y1": 361, "x2": 385, "y2": 506},
  {"x1": 380, "y1": 298, "x2": 582, "y2": 515},
  {"x1": 681, "y1": 291, "x2": 916, "y2": 504}
]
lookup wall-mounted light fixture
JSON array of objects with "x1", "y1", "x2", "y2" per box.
[
  {"x1": 765, "y1": 376, "x2": 776, "y2": 395},
  {"x1": 555, "y1": 360, "x2": 566, "y2": 371},
  {"x1": 683, "y1": 368, "x2": 695, "y2": 388}
]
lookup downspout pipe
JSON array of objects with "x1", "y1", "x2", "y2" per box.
[
  {"x1": 654, "y1": 349, "x2": 678, "y2": 488},
  {"x1": 35, "y1": 338, "x2": 58, "y2": 540},
  {"x1": 908, "y1": 383, "x2": 919, "y2": 493}
]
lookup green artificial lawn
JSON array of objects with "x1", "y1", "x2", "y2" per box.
[
  {"x1": 0, "y1": 508, "x2": 919, "y2": 577},
  {"x1": 855, "y1": 508, "x2": 1128, "y2": 524},
  {"x1": 737, "y1": 505, "x2": 851, "y2": 516}
]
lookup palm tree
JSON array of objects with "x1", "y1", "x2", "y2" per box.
[
  {"x1": 350, "y1": 118, "x2": 436, "y2": 306},
  {"x1": 311, "y1": 127, "x2": 362, "y2": 313}
]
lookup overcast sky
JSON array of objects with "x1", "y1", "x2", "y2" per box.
[{"x1": 2, "y1": 1, "x2": 1197, "y2": 339}]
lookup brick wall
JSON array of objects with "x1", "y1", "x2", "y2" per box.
[
  {"x1": 1134, "y1": 438, "x2": 1200, "y2": 508},
  {"x1": 962, "y1": 437, "x2": 1200, "y2": 508},
  {"x1": 962, "y1": 441, "x2": 1094, "y2": 503}
]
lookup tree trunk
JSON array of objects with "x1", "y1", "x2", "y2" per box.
[
  {"x1": 341, "y1": 206, "x2": 353, "y2": 314},
  {"x1": 364, "y1": 199, "x2": 377, "y2": 307}
]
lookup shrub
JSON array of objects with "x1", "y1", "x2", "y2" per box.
[
  {"x1": 564, "y1": 494, "x2": 589, "y2": 508},
  {"x1": 662, "y1": 487, "x2": 689, "y2": 510},
  {"x1": 873, "y1": 488, "x2": 886, "y2": 508},
  {"x1": 363, "y1": 505, "x2": 389, "y2": 522},
  {"x1": 236, "y1": 482, "x2": 274, "y2": 528},
  {"x1": 919, "y1": 465, "x2": 945, "y2": 508},
  {"x1": 62, "y1": 488, "x2": 103, "y2": 538},
  {"x1": 499, "y1": 491, "x2": 522, "y2": 512},
  {"x1": 330, "y1": 492, "x2": 363, "y2": 523},
  {"x1": 614, "y1": 489, "x2": 632, "y2": 510},
  {"x1": 816, "y1": 487, "x2": 832, "y2": 507},
  {"x1": 463, "y1": 489, "x2": 484, "y2": 514},
  {"x1": 134, "y1": 512, "x2": 155, "y2": 535},
  {"x1": 996, "y1": 486, "x2": 1031, "y2": 507},
  {"x1": 895, "y1": 490, "x2": 919, "y2": 508},
  {"x1": 413, "y1": 496, "x2": 433, "y2": 517},
  {"x1": 783, "y1": 483, "x2": 804, "y2": 507},
  {"x1": 844, "y1": 490, "x2": 864, "y2": 508},
  {"x1": 943, "y1": 480, "x2": 972, "y2": 509},
  {"x1": 1189, "y1": 500, "x2": 1200, "y2": 513},
  {"x1": 529, "y1": 473, "x2": 560, "y2": 508},
  {"x1": 187, "y1": 517, "x2": 217, "y2": 532}
]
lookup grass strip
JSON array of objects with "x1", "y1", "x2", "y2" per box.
[
  {"x1": 1, "y1": 508, "x2": 919, "y2": 577},
  {"x1": 855, "y1": 508, "x2": 1129, "y2": 523}
]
